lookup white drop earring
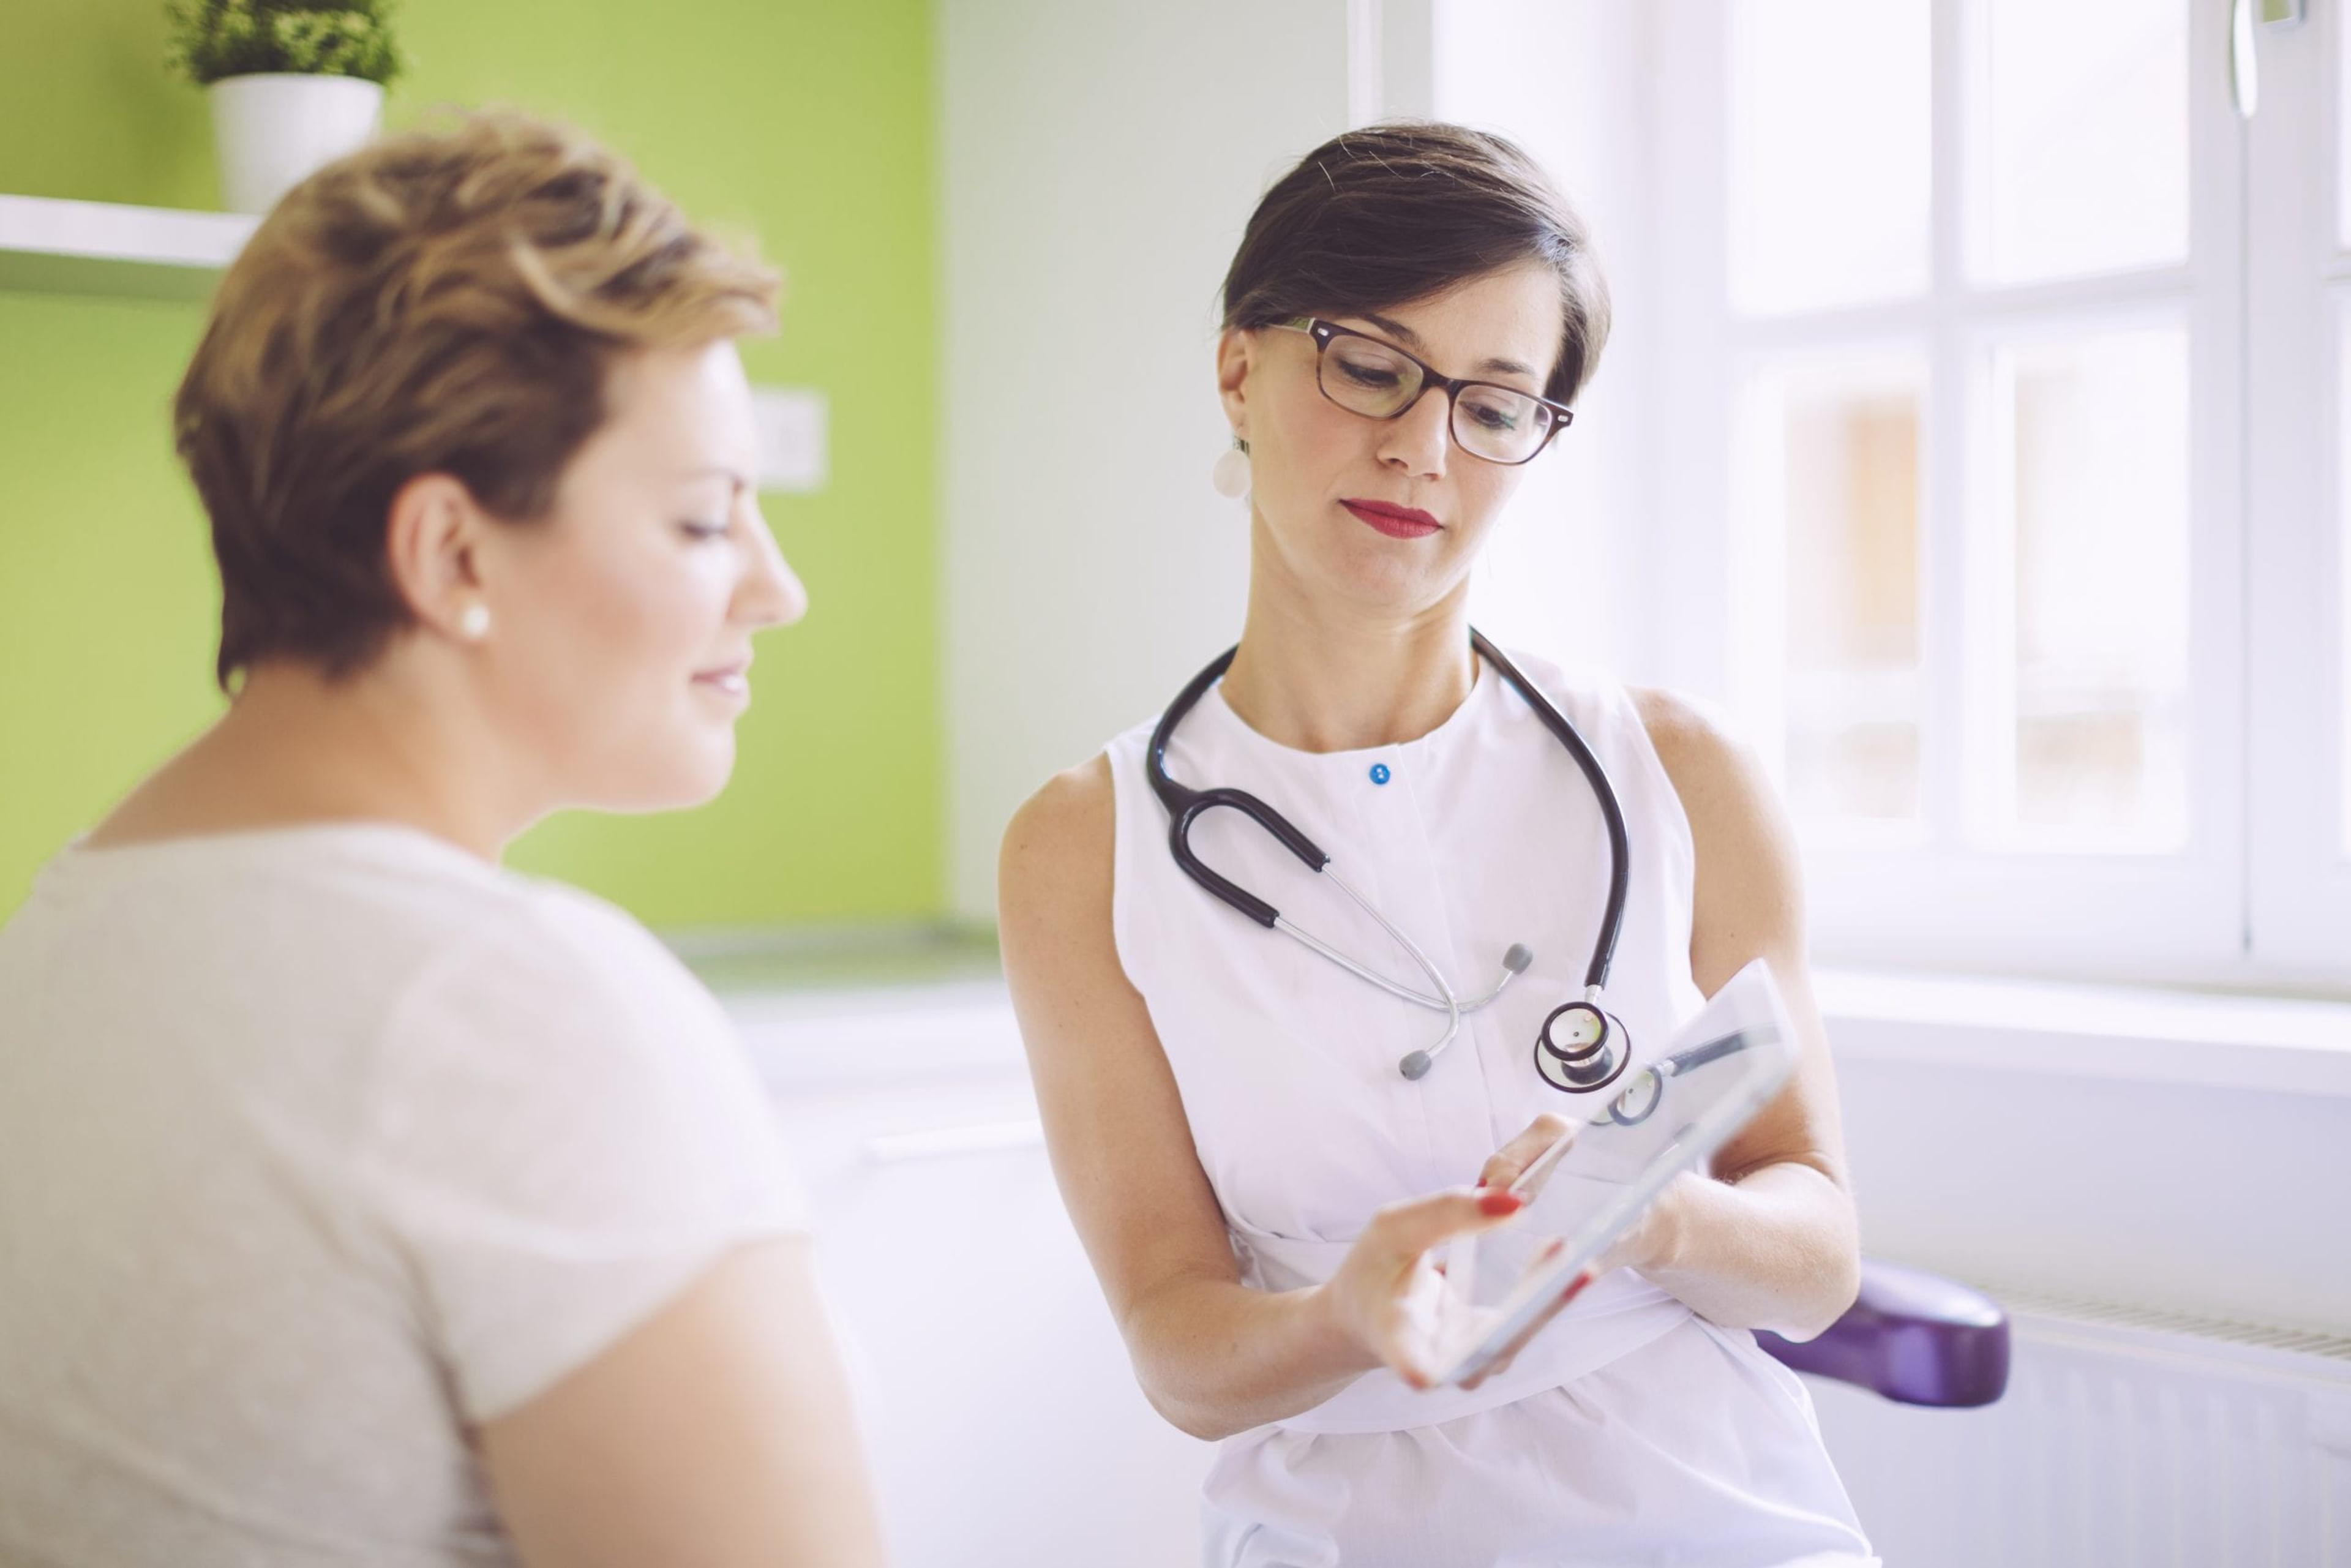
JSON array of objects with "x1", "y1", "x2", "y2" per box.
[
  {"x1": 458, "y1": 603, "x2": 491, "y2": 641},
  {"x1": 1211, "y1": 440, "x2": 1251, "y2": 500}
]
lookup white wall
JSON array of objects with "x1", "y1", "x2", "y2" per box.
[
  {"x1": 937, "y1": 0, "x2": 1354, "y2": 918},
  {"x1": 1436, "y1": 0, "x2": 1667, "y2": 686},
  {"x1": 1837, "y1": 1054, "x2": 2351, "y2": 1336}
]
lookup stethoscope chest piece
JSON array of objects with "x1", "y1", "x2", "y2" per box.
[{"x1": 1534, "y1": 1000, "x2": 1632, "y2": 1095}]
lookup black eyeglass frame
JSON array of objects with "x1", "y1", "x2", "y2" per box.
[{"x1": 1273, "y1": 316, "x2": 1576, "y2": 466}]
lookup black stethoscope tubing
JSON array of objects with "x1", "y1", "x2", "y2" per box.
[{"x1": 1146, "y1": 628, "x2": 1638, "y2": 1091}]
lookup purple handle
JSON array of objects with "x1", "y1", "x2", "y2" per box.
[{"x1": 1755, "y1": 1258, "x2": 2011, "y2": 1408}]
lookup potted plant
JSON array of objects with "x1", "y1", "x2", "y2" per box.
[{"x1": 167, "y1": 1, "x2": 403, "y2": 215}]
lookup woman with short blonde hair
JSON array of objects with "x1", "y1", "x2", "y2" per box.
[{"x1": 0, "y1": 111, "x2": 886, "y2": 1567}]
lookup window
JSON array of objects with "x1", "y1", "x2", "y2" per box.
[
  {"x1": 1448, "y1": 0, "x2": 2349, "y2": 986},
  {"x1": 1732, "y1": 350, "x2": 1929, "y2": 836},
  {"x1": 1429, "y1": 0, "x2": 2351, "y2": 982},
  {"x1": 2244, "y1": 0, "x2": 2351, "y2": 978}
]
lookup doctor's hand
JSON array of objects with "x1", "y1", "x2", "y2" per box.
[
  {"x1": 1475, "y1": 1112, "x2": 1576, "y2": 1196},
  {"x1": 1466, "y1": 1161, "x2": 1704, "y2": 1390},
  {"x1": 1313, "y1": 1185, "x2": 1531, "y2": 1392},
  {"x1": 1450, "y1": 1113, "x2": 1583, "y2": 1391}
]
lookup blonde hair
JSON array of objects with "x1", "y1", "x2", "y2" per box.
[{"x1": 174, "y1": 108, "x2": 780, "y2": 689}]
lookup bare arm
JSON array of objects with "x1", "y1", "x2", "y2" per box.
[
  {"x1": 1604, "y1": 689, "x2": 1863, "y2": 1342},
  {"x1": 997, "y1": 757, "x2": 1534, "y2": 1441},
  {"x1": 478, "y1": 1237, "x2": 889, "y2": 1568}
]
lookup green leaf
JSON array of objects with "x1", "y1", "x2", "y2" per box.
[{"x1": 164, "y1": 0, "x2": 404, "y2": 87}]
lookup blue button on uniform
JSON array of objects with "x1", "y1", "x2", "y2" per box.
[{"x1": 1368, "y1": 763, "x2": 1391, "y2": 786}]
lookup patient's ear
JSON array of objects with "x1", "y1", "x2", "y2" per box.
[{"x1": 383, "y1": 472, "x2": 489, "y2": 643}]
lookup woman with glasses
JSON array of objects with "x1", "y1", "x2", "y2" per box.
[{"x1": 998, "y1": 124, "x2": 1874, "y2": 1566}]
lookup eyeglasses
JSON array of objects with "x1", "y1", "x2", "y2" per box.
[{"x1": 1272, "y1": 317, "x2": 1574, "y2": 466}]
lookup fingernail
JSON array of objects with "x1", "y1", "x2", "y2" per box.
[{"x1": 1479, "y1": 1190, "x2": 1524, "y2": 1217}]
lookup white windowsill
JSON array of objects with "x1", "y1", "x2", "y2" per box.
[
  {"x1": 1816, "y1": 967, "x2": 2351, "y2": 1100},
  {"x1": 685, "y1": 928, "x2": 2351, "y2": 1101}
]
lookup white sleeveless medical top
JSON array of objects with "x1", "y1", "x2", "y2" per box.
[
  {"x1": 1108, "y1": 645, "x2": 1703, "y2": 1429},
  {"x1": 1103, "y1": 647, "x2": 1876, "y2": 1567}
]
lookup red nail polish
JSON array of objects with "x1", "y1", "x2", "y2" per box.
[{"x1": 1479, "y1": 1190, "x2": 1524, "y2": 1217}]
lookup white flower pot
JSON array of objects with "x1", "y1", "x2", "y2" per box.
[{"x1": 208, "y1": 73, "x2": 384, "y2": 216}]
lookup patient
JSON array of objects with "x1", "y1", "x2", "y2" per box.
[{"x1": 0, "y1": 111, "x2": 887, "y2": 1566}]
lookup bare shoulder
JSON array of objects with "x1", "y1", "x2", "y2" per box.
[
  {"x1": 997, "y1": 754, "x2": 1127, "y2": 997},
  {"x1": 997, "y1": 753, "x2": 1116, "y2": 921},
  {"x1": 1627, "y1": 686, "x2": 1768, "y2": 817},
  {"x1": 1627, "y1": 686, "x2": 1804, "y2": 975}
]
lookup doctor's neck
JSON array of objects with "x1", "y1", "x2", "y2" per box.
[{"x1": 1218, "y1": 583, "x2": 1479, "y2": 756}]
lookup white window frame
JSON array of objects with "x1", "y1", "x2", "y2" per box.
[
  {"x1": 1645, "y1": 0, "x2": 2351, "y2": 990},
  {"x1": 2246, "y1": 0, "x2": 2351, "y2": 981}
]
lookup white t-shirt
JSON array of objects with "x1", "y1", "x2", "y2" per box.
[{"x1": 0, "y1": 823, "x2": 807, "y2": 1566}]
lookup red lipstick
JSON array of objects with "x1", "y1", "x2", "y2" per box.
[{"x1": 1340, "y1": 498, "x2": 1442, "y2": 539}]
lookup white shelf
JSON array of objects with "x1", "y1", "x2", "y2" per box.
[{"x1": 0, "y1": 193, "x2": 254, "y2": 302}]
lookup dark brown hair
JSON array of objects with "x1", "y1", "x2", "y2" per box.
[
  {"x1": 1220, "y1": 122, "x2": 1610, "y2": 406},
  {"x1": 175, "y1": 108, "x2": 780, "y2": 690}
]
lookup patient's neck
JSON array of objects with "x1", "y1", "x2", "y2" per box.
[{"x1": 83, "y1": 656, "x2": 527, "y2": 861}]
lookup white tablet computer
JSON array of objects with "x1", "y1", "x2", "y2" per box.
[{"x1": 1429, "y1": 958, "x2": 1799, "y2": 1387}]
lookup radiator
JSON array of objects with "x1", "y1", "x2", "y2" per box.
[{"x1": 1804, "y1": 1287, "x2": 2351, "y2": 1567}]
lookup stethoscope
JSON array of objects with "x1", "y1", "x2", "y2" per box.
[
  {"x1": 1602, "y1": 1029, "x2": 1753, "y2": 1128},
  {"x1": 1146, "y1": 628, "x2": 1637, "y2": 1097}
]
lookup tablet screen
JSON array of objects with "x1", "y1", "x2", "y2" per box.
[{"x1": 1428, "y1": 958, "x2": 1799, "y2": 1385}]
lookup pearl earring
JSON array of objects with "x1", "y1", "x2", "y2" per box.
[
  {"x1": 458, "y1": 603, "x2": 491, "y2": 641},
  {"x1": 1211, "y1": 441, "x2": 1251, "y2": 500}
]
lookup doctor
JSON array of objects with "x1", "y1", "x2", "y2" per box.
[{"x1": 999, "y1": 124, "x2": 1877, "y2": 1566}]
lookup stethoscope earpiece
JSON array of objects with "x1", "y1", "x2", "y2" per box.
[{"x1": 1387, "y1": 940, "x2": 1531, "y2": 1079}]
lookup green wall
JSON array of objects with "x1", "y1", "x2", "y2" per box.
[{"x1": 0, "y1": 0, "x2": 941, "y2": 928}]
